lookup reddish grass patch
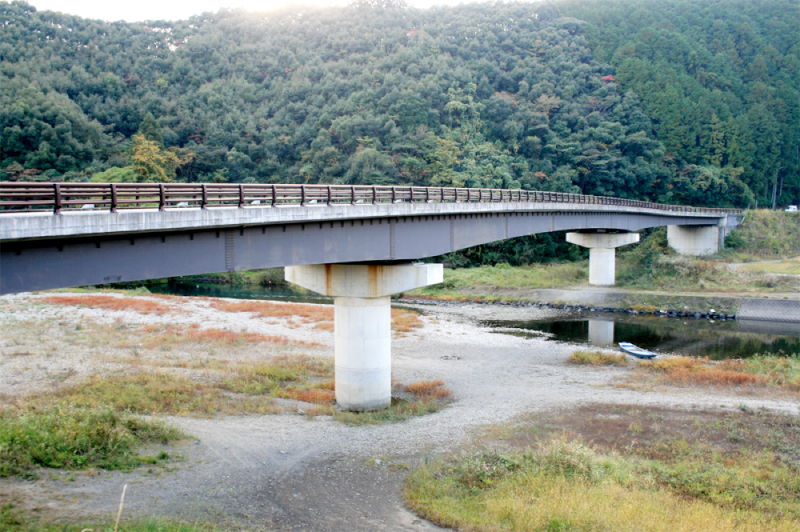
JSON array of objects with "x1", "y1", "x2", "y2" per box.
[
  {"x1": 297, "y1": 389, "x2": 336, "y2": 404},
  {"x1": 42, "y1": 295, "x2": 173, "y2": 315},
  {"x1": 211, "y1": 300, "x2": 333, "y2": 322},
  {"x1": 392, "y1": 309, "x2": 424, "y2": 334},
  {"x1": 644, "y1": 357, "x2": 771, "y2": 388},
  {"x1": 405, "y1": 379, "x2": 452, "y2": 399}
]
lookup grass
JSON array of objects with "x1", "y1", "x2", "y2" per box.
[
  {"x1": 132, "y1": 323, "x2": 320, "y2": 349},
  {"x1": 306, "y1": 379, "x2": 453, "y2": 424},
  {"x1": 721, "y1": 210, "x2": 800, "y2": 262},
  {"x1": 567, "y1": 350, "x2": 628, "y2": 366},
  {"x1": 735, "y1": 257, "x2": 800, "y2": 275},
  {"x1": 0, "y1": 509, "x2": 235, "y2": 532},
  {"x1": 638, "y1": 354, "x2": 800, "y2": 392},
  {"x1": 0, "y1": 402, "x2": 181, "y2": 479},
  {"x1": 409, "y1": 261, "x2": 588, "y2": 299},
  {"x1": 404, "y1": 404, "x2": 800, "y2": 532},
  {"x1": 41, "y1": 295, "x2": 174, "y2": 315},
  {"x1": 47, "y1": 354, "x2": 337, "y2": 417}
]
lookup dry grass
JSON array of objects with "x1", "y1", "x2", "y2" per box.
[
  {"x1": 10, "y1": 351, "x2": 338, "y2": 417},
  {"x1": 404, "y1": 379, "x2": 452, "y2": 399},
  {"x1": 210, "y1": 299, "x2": 333, "y2": 322},
  {"x1": 135, "y1": 323, "x2": 320, "y2": 349},
  {"x1": 639, "y1": 355, "x2": 800, "y2": 392},
  {"x1": 405, "y1": 405, "x2": 800, "y2": 532},
  {"x1": 391, "y1": 309, "x2": 424, "y2": 335},
  {"x1": 210, "y1": 299, "x2": 424, "y2": 335},
  {"x1": 568, "y1": 350, "x2": 628, "y2": 366},
  {"x1": 41, "y1": 295, "x2": 173, "y2": 315}
]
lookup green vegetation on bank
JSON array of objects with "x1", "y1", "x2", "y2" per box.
[
  {"x1": 404, "y1": 405, "x2": 800, "y2": 532},
  {"x1": 0, "y1": 509, "x2": 232, "y2": 532},
  {"x1": 0, "y1": 402, "x2": 181, "y2": 479}
]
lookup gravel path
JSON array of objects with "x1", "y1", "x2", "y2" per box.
[{"x1": 1, "y1": 294, "x2": 796, "y2": 531}]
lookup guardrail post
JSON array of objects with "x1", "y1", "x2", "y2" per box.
[
  {"x1": 351, "y1": 185, "x2": 356, "y2": 205},
  {"x1": 159, "y1": 184, "x2": 166, "y2": 211},
  {"x1": 301, "y1": 185, "x2": 306, "y2": 206},
  {"x1": 391, "y1": 186, "x2": 396, "y2": 203},
  {"x1": 238, "y1": 184, "x2": 245, "y2": 208},
  {"x1": 327, "y1": 186, "x2": 332, "y2": 206},
  {"x1": 110, "y1": 183, "x2": 118, "y2": 213},
  {"x1": 53, "y1": 183, "x2": 62, "y2": 214},
  {"x1": 372, "y1": 186, "x2": 377, "y2": 204},
  {"x1": 271, "y1": 184, "x2": 277, "y2": 206},
  {"x1": 201, "y1": 184, "x2": 208, "y2": 209}
]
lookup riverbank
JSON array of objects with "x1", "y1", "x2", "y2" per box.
[{"x1": 1, "y1": 291, "x2": 797, "y2": 530}]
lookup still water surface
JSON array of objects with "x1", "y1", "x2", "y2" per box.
[
  {"x1": 485, "y1": 315, "x2": 799, "y2": 359},
  {"x1": 151, "y1": 282, "x2": 799, "y2": 359}
]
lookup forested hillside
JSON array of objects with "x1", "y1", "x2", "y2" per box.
[
  {"x1": 0, "y1": 0, "x2": 796, "y2": 209},
  {"x1": 558, "y1": 0, "x2": 800, "y2": 208}
]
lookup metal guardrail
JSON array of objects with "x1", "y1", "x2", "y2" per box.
[{"x1": 0, "y1": 182, "x2": 741, "y2": 215}]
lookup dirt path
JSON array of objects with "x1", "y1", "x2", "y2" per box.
[{"x1": 1, "y1": 295, "x2": 796, "y2": 530}]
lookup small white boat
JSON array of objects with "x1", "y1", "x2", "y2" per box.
[{"x1": 618, "y1": 342, "x2": 657, "y2": 359}]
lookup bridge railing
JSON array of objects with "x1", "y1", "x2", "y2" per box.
[{"x1": 0, "y1": 182, "x2": 741, "y2": 215}]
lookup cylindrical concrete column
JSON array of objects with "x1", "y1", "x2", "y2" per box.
[
  {"x1": 334, "y1": 296, "x2": 392, "y2": 410},
  {"x1": 566, "y1": 232, "x2": 639, "y2": 286},
  {"x1": 285, "y1": 262, "x2": 443, "y2": 411},
  {"x1": 588, "y1": 247, "x2": 616, "y2": 286}
]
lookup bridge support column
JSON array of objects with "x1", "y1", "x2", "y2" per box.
[
  {"x1": 285, "y1": 262, "x2": 443, "y2": 411},
  {"x1": 566, "y1": 232, "x2": 640, "y2": 286},
  {"x1": 667, "y1": 225, "x2": 720, "y2": 256}
]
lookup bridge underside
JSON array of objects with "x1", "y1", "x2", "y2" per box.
[{"x1": 0, "y1": 210, "x2": 716, "y2": 294}]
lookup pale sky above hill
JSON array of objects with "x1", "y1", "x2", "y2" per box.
[{"x1": 29, "y1": 0, "x2": 474, "y2": 22}]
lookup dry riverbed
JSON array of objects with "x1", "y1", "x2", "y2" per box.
[{"x1": 0, "y1": 292, "x2": 797, "y2": 531}]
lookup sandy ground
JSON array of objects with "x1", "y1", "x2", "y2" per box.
[{"x1": 0, "y1": 293, "x2": 797, "y2": 531}]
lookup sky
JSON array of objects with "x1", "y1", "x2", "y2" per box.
[{"x1": 27, "y1": 0, "x2": 469, "y2": 22}]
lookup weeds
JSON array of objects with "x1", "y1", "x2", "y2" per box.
[
  {"x1": 0, "y1": 403, "x2": 181, "y2": 479},
  {"x1": 568, "y1": 350, "x2": 628, "y2": 366},
  {"x1": 404, "y1": 405, "x2": 800, "y2": 532}
]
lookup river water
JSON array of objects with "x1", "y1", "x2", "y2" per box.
[{"x1": 150, "y1": 281, "x2": 799, "y2": 360}]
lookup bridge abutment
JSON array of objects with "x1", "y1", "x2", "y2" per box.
[
  {"x1": 566, "y1": 232, "x2": 640, "y2": 286},
  {"x1": 285, "y1": 262, "x2": 443, "y2": 411},
  {"x1": 666, "y1": 224, "x2": 721, "y2": 255}
]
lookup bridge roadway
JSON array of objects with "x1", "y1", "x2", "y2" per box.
[{"x1": 0, "y1": 182, "x2": 737, "y2": 295}]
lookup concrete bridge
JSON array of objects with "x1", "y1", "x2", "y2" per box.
[{"x1": 0, "y1": 182, "x2": 741, "y2": 410}]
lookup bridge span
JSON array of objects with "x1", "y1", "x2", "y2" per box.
[
  {"x1": 0, "y1": 182, "x2": 741, "y2": 410},
  {"x1": 0, "y1": 182, "x2": 739, "y2": 295}
]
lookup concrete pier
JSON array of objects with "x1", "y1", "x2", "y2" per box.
[
  {"x1": 285, "y1": 262, "x2": 443, "y2": 411},
  {"x1": 566, "y1": 232, "x2": 640, "y2": 286},
  {"x1": 667, "y1": 224, "x2": 721, "y2": 255}
]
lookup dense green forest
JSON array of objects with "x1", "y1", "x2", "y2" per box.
[
  {"x1": 3, "y1": 0, "x2": 795, "y2": 211},
  {"x1": 559, "y1": 0, "x2": 800, "y2": 209}
]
